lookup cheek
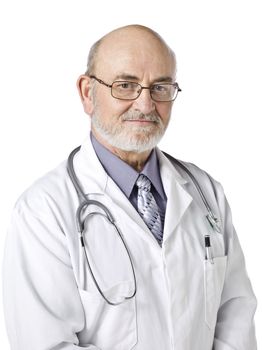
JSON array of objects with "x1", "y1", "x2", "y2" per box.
[
  {"x1": 95, "y1": 96, "x2": 133, "y2": 121},
  {"x1": 156, "y1": 104, "x2": 173, "y2": 125},
  {"x1": 110, "y1": 99, "x2": 133, "y2": 117}
]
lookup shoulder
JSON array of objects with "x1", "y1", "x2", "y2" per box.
[
  {"x1": 13, "y1": 160, "x2": 72, "y2": 218},
  {"x1": 178, "y1": 159, "x2": 223, "y2": 197}
]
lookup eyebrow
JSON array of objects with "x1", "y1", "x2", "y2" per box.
[
  {"x1": 153, "y1": 76, "x2": 174, "y2": 83},
  {"x1": 113, "y1": 74, "x2": 174, "y2": 83},
  {"x1": 114, "y1": 74, "x2": 140, "y2": 81}
]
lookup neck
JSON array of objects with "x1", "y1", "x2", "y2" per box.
[{"x1": 92, "y1": 131, "x2": 152, "y2": 172}]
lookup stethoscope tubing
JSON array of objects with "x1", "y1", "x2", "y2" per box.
[{"x1": 67, "y1": 146, "x2": 137, "y2": 305}]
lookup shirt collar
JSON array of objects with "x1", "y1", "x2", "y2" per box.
[{"x1": 90, "y1": 133, "x2": 166, "y2": 200}]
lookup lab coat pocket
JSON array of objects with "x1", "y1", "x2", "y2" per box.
[
  {"x1": 78, "y1": 280, "x2": 137, "y2": 350},
  {"x1": 204, "y1": 256, "x2": 227, "y2": 329}
]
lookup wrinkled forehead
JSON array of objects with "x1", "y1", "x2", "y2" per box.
[{"x1": 94, "y1": 29, "x2": 176, "y2": 81}]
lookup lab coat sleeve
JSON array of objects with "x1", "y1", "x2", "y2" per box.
[
  {"x1": 213, "y1": 183, "x2": 257, "y2": 350},
  {"x1": 3, "y1": 200, "x2": 101, "y2": 350}
]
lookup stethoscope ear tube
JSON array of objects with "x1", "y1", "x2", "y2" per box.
[{"x1": 67, "y1": 146, "x2": 83, "y2": 198}]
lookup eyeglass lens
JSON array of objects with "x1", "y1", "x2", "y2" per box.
[{"x1": 111, "y1": 81, "x2": 179, "y2": 101}]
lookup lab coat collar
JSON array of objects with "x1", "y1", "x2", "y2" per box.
[
  {"x1": 156, "y1": 148, "x2": 188, "y2": 186},
  {"x1": 75, "y1": 136, "x2": 183, "y2": 197},
  {"x1": 73, "y1": 135, "x2": 108, "y2": 194}
]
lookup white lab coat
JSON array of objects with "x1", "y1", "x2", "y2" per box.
[{"x1": 3, "y1": 136, "x2": 257, "y2": 350}]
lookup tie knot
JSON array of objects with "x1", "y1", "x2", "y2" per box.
[{"x1": 136, "y1": 174, "x2": 151, "y2": 192}]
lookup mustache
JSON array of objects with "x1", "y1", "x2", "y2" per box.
[{"x1": 121, "y1": 111, "x2": 161, "y2": 123}]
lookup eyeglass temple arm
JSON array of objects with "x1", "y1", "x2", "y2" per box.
[{"x1": 89, "y1": 75, "x2": 112, "y2": 88}]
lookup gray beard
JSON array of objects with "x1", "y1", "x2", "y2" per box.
[{"x1": 91, "y1": 110, "x2": 167, "y2": 153}]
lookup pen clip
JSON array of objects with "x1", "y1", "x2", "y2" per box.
[{"x1": 206, "y1": 212, "x2": 221, "y2": 233}]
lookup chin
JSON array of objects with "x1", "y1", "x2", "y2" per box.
[{"x1": 110, "y1": 132, "x2": 164, "y2": 153}]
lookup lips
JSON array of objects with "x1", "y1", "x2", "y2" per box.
[
  {"x1": 123, "y1": 116, "x2": 159, "y2": 123},
  {"x1": 121, "y1": 111, "x2": 161, "y2": 125},
  {"x1": 125, "y1": 119, "x2": 154, "y2": 122}
]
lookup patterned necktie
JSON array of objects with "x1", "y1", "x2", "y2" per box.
[{"x1": 136, "y1": 174, "x2": 163, "y2": 244}]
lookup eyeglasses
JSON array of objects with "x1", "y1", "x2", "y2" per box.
[{"x1": 89, "y1": 75, "x2": 181, "y2": 102}]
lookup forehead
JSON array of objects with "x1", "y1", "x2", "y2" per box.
[{"x1": 95, "y1": 29, "x2": 176, "y2": 81}]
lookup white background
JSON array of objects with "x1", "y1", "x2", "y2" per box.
[{"x1": 0, "y1": 0, "x2": 261, "y2": 348}]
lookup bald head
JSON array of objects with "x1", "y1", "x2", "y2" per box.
[{"x1": 85, "y1": 25, "x2": 176, "y2": 77}]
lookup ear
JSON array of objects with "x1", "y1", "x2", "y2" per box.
[{"x1": 76, "y1": 75, "x2": 95, "y2": 115}]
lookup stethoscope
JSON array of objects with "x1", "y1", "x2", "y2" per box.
[{"x1": 67, "y1": 146, "x2": 221, "y2": 305}]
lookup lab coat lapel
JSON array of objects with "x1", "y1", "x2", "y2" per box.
[{"x1": 157, "y1": 150, "x2": 193, "y2": 243}]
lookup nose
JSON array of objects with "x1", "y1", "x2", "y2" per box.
[{"x1": 132, "y1": 88, "x2": 156, "y2": 115}]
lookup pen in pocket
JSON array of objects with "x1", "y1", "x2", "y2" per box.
[{"x1": 204, "y1": 235, "x2": 214, "y2": 264}]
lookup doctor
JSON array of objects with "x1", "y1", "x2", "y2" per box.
[{"x1": 3, "y1": 25, "x2": 257, "y2": 350}]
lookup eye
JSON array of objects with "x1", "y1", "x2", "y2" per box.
[
  {"x1": 151, "y1": 84, "x2": 167, "y2": 92},
  {"x1": 115, "y1": 82, "x2": 136, "y2": 90}
]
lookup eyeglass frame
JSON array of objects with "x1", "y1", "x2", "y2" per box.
[{"x1": 89, "y1": 75, "x2": 182, "y2": 102}]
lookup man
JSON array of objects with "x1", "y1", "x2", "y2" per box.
[{"x1": 3, "y1": 25, "x2": 257, "y2": 350}]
